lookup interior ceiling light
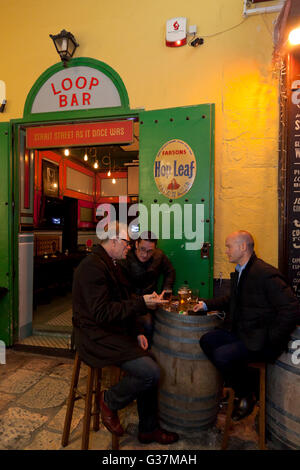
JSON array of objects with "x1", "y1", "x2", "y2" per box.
[
  {"x1": 289, "y1": 27, "x2": 300, "y2": 46},
  {"x1": 84, "y1": 153, "x2": 88, "y2": 161},
  {"x1": 94, "y1": 161, "x2": 99, "y2": 169},
  {"x1": 112, "y1": 178, "x2": 116, "y2": 184},
  {"x1": 50, "y1": 29, "x2": 79, "y2": 67},
  {"x1": 64, "y1": 149, "x2": 70, "y2": 156},
  {"x1": 107, "y1": 170, "x2": 111, "y2": 177}
]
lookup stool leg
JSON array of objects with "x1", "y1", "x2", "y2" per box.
[
  {"x1": 110, "y1": 366, "x2": 121, "y2": 450},
  {"x1": 221, "y1": 388, "x2": 235, "y2": 450},
  {"x1": 93, "y1": 368, "x2": 102, "y2": 432},
  {"x1": 82, "y1": 367, "x2": 95, "y2": 450},
  {"x1": 111, "y1": 366, "x2": 121, "y2": 386},
  {"x1": 259, "y1": 366, "x2": 266, "y2": 450},
  {"x1": 112, "y1": 434, "x2": 119, "y2": 450},
  {"x1": 62, "y1": 352, "x2": 81, "y2": 447}
]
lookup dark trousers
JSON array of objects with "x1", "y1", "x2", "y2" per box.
[
  {"x1": 200, "y1": 329, "x2": 272, "y2": 398},
  {"x1": 104, "y1": 355, "x2": 160, "y2": 433},
  {"x1": 136, "y1": 312, "x2": 154, "y2": 348}
]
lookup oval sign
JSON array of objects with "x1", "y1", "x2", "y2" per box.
[{"x1": 154, "y1": 139, "x2": 196, "y2": 199}]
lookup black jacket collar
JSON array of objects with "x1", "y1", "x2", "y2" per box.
[{"x1": 230, "y1": 252, "x2": 257, "y2": 287}]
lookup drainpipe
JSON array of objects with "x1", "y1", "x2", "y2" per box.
[{"x1": 243, "y1": 0, "x2": 284, "y2": 17}]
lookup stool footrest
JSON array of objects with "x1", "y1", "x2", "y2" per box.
[
  {"x1": 221, "y1": 362, "x2": 266, "y2": 451},
  {"x1": 62, "y1": 352, "x2": 121, "y2": 450}
]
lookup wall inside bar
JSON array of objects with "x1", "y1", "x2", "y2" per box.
[{"x1": 0, "y1": 0, "x2": 279, "y2": 278}]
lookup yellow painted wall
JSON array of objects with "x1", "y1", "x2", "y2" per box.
[{"x1": 0, "y1": 0, "x2": 280, "y2": 278}]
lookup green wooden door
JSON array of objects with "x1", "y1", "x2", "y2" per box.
[
  {"x1": 139, "y1": 104, "x2": 214, "y2": 298},
  {"x1": 0, "y1": 123, "x2": 13, "y2": 345}
]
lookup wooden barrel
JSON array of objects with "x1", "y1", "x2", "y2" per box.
[
  {"x1": 152, "y1": 309, "x2": 222, "y2": 436},
  {"x1": 266, "y1": 326, "x2": 300, "y2": 450}
]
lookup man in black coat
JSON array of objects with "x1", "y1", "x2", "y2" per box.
[
  {"x1": 72, "y1": 222, "x2": 178, "y2": 444},
  {"x1": 118, "y1": 231, "x2": 175, "y2": 344},
  {"x1": 194, "y1": 230, "x2": 300, "y2": 420}
]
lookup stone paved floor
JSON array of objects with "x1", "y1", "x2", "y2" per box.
[{"x1": 0, "y1": 349, "x2": 265, "y2": 451}]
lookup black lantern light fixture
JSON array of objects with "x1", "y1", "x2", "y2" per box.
[{"x1": 50, "y1": 29, "x2": 79, "y2": 67}]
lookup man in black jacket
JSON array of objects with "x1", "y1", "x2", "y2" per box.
[
  {"x1": 119, "y1": 231, "x2": 175, "y2": 344},
  {"x1": 72, "y1": 222, "x2": 178, "y2": 444},
  {"x1": 194, "y1": 230, "x2": 300, "y2": 420}
]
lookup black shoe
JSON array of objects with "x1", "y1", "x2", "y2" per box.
[
  {"x1": 138, "y1": 428, "x2": 179, "y2": 445},
  {"x1": 232, "y1": 394, "x2": 256, "y2": 421}
]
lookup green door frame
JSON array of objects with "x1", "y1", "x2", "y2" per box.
[
  {"x1": 0, "y1": 123, "x2": 14, "y2": 346},
  {"x1": 8, "y1": 57, "x2": 141, "y2": 345}
]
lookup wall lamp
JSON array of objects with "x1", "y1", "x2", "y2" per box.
[
  {"x1": 50, "y1": 29, "x2": 79, "y2": 67},
  {"x1": 288, "y1": 27, "x2": 300, "y2": 47}
]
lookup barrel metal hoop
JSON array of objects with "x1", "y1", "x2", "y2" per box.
[
  {"x1": 266, "y1": 397, "x2": 300, "y2": 425},
  {"x1": 160, "y1": 388, "x2": 218, "y2": 403},
  {"x1": 266, "y1": 413, "x2": 300, "y2": 448},
  {"x1": 266, "y1": 426, "x2": 299, "y2": 450},
  {"x1": 160, "y1": 400, "x2": 218, "y2": 416},
  {"x1": 155, "y1": 314, "x2": 214, "y2": 333},
  {"x1": 153, "y1": 337, "x2": 206, "y2": 360},
  {"x1": 159, "y1": 412, "x2": 215, "y2": 431},
  {"x1": 154, "y1": 326, "x2": 202, "y2": 344},
  {"x1": 273, "y1": 359, "x2": 300, "y2": 376},
  {"x1": 156, "y1": 309, "x2": 218, "y2": 325}
]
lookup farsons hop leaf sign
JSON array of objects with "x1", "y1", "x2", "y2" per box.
[{"x1": 154, "y1": 139, "x2": 196, "y2": 199}]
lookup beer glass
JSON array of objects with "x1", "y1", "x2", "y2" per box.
[{"x1": 178, "y1": 286, "x2": 191, "y2": 310}]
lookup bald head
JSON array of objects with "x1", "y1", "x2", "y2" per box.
[{"x1": 225, "y1": 231, "x2": 254, "y2": 265}]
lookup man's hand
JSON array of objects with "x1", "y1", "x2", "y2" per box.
[
  {"x1": 143, "y1": 291, "x2": 168, "y2": 310},
  {"x1": 193, "y1": 301, "x2": 205, "y2": 312},
  {"x1": 137, "y1": 334, "x2": 148, "y2": 350}
]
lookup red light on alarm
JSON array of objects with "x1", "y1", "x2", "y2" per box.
[{"x1": 165, "y1": 37, "x2": 187, "y2": 47}]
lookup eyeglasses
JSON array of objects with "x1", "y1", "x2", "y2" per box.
[
  {"x1": 137, "y1": 246, "x2": 155, "y2": 256},
  {"x1": 118, "y1": 238, "x2": 131, "y2": 246}
]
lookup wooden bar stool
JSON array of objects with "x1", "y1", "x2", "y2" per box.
[
  {"x1": 62, "y1": 351, "x2": 121, "y2": 450},
  {"x1": 221, "y1": 362, "x2": 266, "y2": 450}
]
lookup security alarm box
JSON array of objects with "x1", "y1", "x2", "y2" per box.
[{"x1": 166, "y1": 17, "x2": 187, "y2": 47}]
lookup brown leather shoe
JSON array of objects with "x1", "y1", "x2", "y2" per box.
[
  {"x1": 138, "y1": 427, "x2": 179, "y2": 445},
  {"x1": 100, "y1": 390, "x2": 124, "y2": 436}
]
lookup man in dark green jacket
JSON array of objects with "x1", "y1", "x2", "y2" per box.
[
  {"x1": 194, "y1": 230, "x2": 300, "y2": 420},
  {"x1": 119, "y1": 231, "x2": 175, "y2": 344}
]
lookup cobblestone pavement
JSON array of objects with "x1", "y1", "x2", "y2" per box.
[{"x1": 0, "y1": 349, "x2": 264, "y2": 451}]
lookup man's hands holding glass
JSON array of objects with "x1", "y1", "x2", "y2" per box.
[{"x1": 193, "y1": 301, "x2": 206, "y2": 312}]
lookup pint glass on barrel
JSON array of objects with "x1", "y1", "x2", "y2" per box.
[{"x1": 178, "y1": 286, "x2": 191, "y2": 310}]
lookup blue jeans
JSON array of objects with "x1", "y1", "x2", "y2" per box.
[
  {"x1": 104, "y1": 355, "x2": 160, "y2": 433},
  {"x1": 200, "y1": 329, "x2": 270, "y2": 398}
]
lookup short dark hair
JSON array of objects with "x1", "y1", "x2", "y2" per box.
[{"x1": 137, "y1": 231, "x2": 158, "y2": 246}]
